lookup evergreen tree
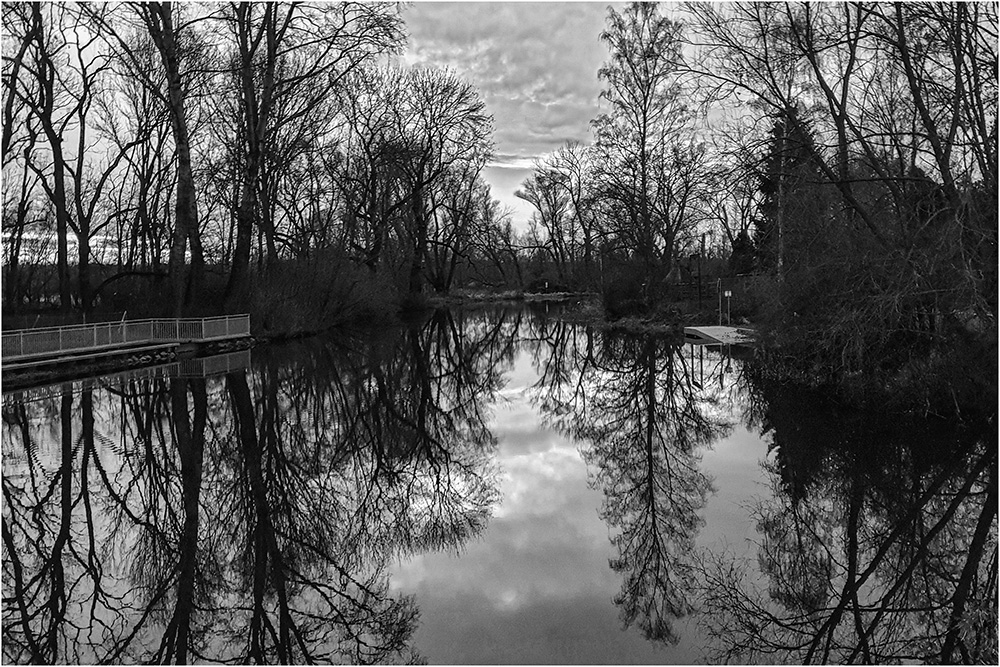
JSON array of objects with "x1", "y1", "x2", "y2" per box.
[{"x1": 754, "y1": 107, "x2": 827, "y2": 274}]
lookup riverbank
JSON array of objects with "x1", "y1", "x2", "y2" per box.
[
  {"x1": 443, "y1": 291, "x2": 996, "y2": 423},
  {"x1": 430, "y1": 289, "x2": 746, "y2": 337}
]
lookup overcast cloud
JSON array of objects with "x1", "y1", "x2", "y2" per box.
[{"x1": 400, "y1": 2, "x2": 620, "y2": 228}]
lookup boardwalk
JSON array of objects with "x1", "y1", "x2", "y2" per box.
[{"x1": 1, "y1": 314, "x2": 251, "y2": 368}]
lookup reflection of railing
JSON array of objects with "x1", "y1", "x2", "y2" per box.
[
  {"x1": 178, "y1": 350, "x2": 250, "y2": 377},
  {"x1": 1, "y1": 315, "x2": 250, "y2": 362},
  {"x1": 1, "y1": 349, "x2": 251, "y2": 406}
]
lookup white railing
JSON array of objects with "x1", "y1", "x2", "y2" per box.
[{"x1": 2, "y1": 314, "x2": 250, "y2": 362}]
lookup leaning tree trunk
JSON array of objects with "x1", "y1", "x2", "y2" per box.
[
  {"x1": 145, "y1": 2, "x2": 202, "y2": 317},
  {"x1": 226, "y1": 177, "x2": 256, "y2": 312}
]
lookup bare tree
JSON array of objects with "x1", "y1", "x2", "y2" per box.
[
  {"x1": 5, "y1": 3, "x2": 76, "y2": 311},
  {"x1": 549, "y1": 141, "x2": 601, "y2": 282},
  {"x1": 219, "y1": 1, "x2": 404, "y2": 310},
  {"x1": 516, "y1": 166, "x2": 573, "y2": 283},
  {"x1": 394, "y1": 68, "x2": 493, "y2": 296},
  {"x1": 683, "y1": 1, "x2": 997, "y2": 375},
  {"x1": 592, "y1": 3, "x2": 708, "y2": 307},
  {"x1": 105, "y1": 1, "x2": 212, "y2": 316}
]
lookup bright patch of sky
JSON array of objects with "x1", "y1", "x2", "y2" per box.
[{"x1": 400, "y1": 2, "x2": 623, "y2": 231}]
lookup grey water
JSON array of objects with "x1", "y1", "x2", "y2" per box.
[{"x1": 2, "y1": 306, "x2": 995, "y2": 664}]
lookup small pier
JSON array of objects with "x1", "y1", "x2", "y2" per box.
[
  {"x1": 683, "y1": 325, "x2": 756, "y2": 346},
  {"x1": 1, "y1": 314, "x2": 251, "y2": 372}
]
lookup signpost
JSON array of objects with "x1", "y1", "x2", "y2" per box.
[
  {"x1": 698, "y1": 233, "x2": 705, "y2": 311},
  {"x1": 724, "y1": 290, "x2": 732, "y2": 325},
  {"x1": 717, "y1": 279, "x2": 722, "y2": 325}
]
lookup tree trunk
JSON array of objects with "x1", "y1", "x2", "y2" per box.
[
  {"x1": 172, "y1": 99, "x2": 202, "y2": 315},
  {"x1": 226, "y1": 179, "x2": 256, "y2": 311},
  {"x1": 78, "y1": 234, "x2": 90, "y2": 312},
  {"x1": 145, "y1": 3, "x2": 202, "y2": 317},
  {"x1": 408, "y1": 185, "x2": 427, "y2": 295},
  {"x1": 50, "y1": 146, "x2": 72, "y2": 313}
]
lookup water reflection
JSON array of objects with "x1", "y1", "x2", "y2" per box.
[
  {"x1": 2, "y1": 309, "x2": 514, "y2": 664},
  {"x1": 2, "y1": 307, "x2": 995, "y2": 664},
  {"x1": 697, "y1": 363, "x2": 998, "y2": 664},
  {"x1": 524, "y1": 318, "x2": 735, "y2": 645},
  {"x1": 516, "y1": 310, "x2": 995, "y2": 663}
]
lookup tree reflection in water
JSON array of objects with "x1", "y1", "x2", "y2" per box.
[
  {"x1": 524, "y1": 312, "x2": 996, "y2": 663},
  {"x1": 3, "y1": 309, "x2": 995, "y2": 663},
  {"x1": 525, "y1": 316, "x2": 735, "y2": 645},
  {"x1": 1, "y1": 308, "x2": 514, "y2": 664},
  {"x1": 697, "y1": 364, "x2": 998, "y2": 664}
]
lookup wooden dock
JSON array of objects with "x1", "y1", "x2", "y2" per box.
[
  {"x1": 683, "y1": 325, "x2": 756, "y2": 346},
  {"x1": 1, "y1": 314, "x2": 251, "y2": 371}
]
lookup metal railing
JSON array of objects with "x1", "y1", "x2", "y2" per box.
[{"x1": 2, "y1": 314, "x2": 250, "y2": 362}]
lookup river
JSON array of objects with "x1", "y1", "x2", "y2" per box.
[{"x1": 2, "y1": 305, "x2": 995, "y2": 664}]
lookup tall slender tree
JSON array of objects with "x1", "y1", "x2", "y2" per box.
[
  {"x1": 593, "y1": 2, "x2": 702, "y2": 307},
  {"x1": 221, "y1": 2, "x2": 404, "y2": 310},
  {"x1": 134, "y1": 1, "x2": 206, "y2": 315}
]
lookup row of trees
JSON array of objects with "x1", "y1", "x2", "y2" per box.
[
  {"x1": 514, "y1": 1, "x2": 995, "y2": 379},
  {"x1": 688, "y1": 1, "x2": 997, "y2": 374},
  {"x1": 2, "y1": 2, "x2": 520, "y2": 321},
  {"x1": 4, "y1": 1, "x2": 996, "y2": 360},
  {"x1": 516, "y1": 4, "x2": 712, "y2": 306}
]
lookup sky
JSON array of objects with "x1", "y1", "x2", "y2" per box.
[{"x1": 400, "y1": 2, "x2": 621, "y2": 230}]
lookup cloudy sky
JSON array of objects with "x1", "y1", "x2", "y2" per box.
[{"x1": 400, "y1": 2, "x2": 622, "y2": 229}]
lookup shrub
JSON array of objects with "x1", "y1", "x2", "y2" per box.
[
  {"x1": 601, "y1": 261, "x2": 650, "y2": 319},
  {"x1": 249, "y1": 250, "x2": 400, "y2": 339}
]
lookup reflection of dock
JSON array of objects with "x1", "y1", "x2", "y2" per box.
[
  {"x1": 1, "y1": 315, "x2": 251, "y2": 369},
  {"x1": 2, "y1": 349, "x2": 251, "y2": 404},
  {"x1": 683, "y1": 325, "x2": 756, "y2": 346}
]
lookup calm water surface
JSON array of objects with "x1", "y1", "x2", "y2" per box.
[{"x1": 2, "y1": 306, "x2": 995, "y2": 664}]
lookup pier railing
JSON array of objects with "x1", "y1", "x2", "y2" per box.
[{"x1": 1, "y1": 315, "x2": 250, "y2": 362}]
